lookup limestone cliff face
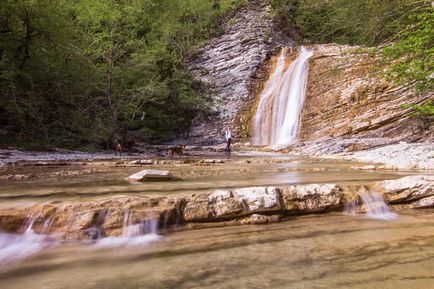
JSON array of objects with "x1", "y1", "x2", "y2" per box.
[
  {"x1": 186, "y1": 4, "x2": 431, "y2": 145},
  {"x1": 186, "y1": 0, "x2": 290, "y2": 144},
  {"x1": 299, "y1": 44, "x2": 433, "y2": 143}
]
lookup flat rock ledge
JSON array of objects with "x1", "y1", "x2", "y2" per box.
[{"x1": 0, "y1": 175, "x2": 432, "y2": 240}]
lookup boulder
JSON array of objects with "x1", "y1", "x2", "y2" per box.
[
  {"x1": 183, "y1": 190, "x2": 244, "y2": 222},
  {"x1": 126, "y1": 169, "x2": 176, "y2": 181},
  {"x1": 241, "y1": 214, "x2": 283, "y2": 225},
  {"x1": 410, "y1": 196, "x2": 434, "y2": 208},
  {"x1": 374, "y1": 175, "x2": 434, "y2": 206},
  {"x1": 233, "y1": 187, "x2": 281, "y2": 213},
  {"x1": 281, "y1": 184, "x2": 345, "y2": 214}
]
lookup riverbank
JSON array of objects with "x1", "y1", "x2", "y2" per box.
[{"x1": 285, "y1": 140, "x2": 434, "y2": 170}]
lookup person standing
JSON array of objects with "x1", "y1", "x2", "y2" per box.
[{"x1": 225, "y1": 127, "x2": 232, "y2": 152}]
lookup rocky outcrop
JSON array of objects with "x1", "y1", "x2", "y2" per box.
[
  {"x1": 281, "y1": 184, "x2": 346, "y2": 214},
  {"x1": 183, "y1": 190, "x2": 244, "y2": 222},
  {"x1": 288, "y1": 141, "x2": 434, "y2": 170},
  {"x1": 186, "y1": 0, "x2": 290, "y2": 144},
  {"x1": 0, "y1": 176, "x2": 432, "y2": 239},
  {"x1": 299, "y1": 44, "x2": 433, "y2": 143},
  {"x1": 374, "y1": 175, "x2": 434, "y2": 207}
]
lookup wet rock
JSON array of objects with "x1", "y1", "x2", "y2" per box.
[
  {"x1": 374, "y1": 175, "x2": 434, "y2": 206},
  {"x1": 351, "y1": 165, "x2": 384, "y2": 171},
  {"x1": 126, "y1": 169, "x2": 176, "y2": 181},
  {"x1": 410, "y1": 196, "x2": 434, "y2": 208},
  {"x1": 1, "y1": 173, "x2": 36, "y2": 180},
  {"x1": 198, "y1": 159, "x2": 225, "y2": 164},
  {"x1": 241, "y1": 214, "x2": 283, "y2": 225},
  {"x1": 281, "y1": 184, "x2": 345, "y2": 214},
  {"x1": 247, "y1": 214, "x2": 268, "y2": 224},
  {"x1": 130, "y1": 160, "x2": 153, "y2": 165},
  {"x1": 0, "y1": 209, "x2": 29, "y2": 232},
  {"x1": 183, "y1": 190, "x2": 244, "y2": 222},
  {"x1": 233, "y1": 186, "x2": 281, "y2": 213}
]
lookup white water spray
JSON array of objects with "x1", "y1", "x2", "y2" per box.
[
  {"x1": 253, "y1": 47, "x2": 313, "y2": 146},
  {"x1": 346, "y1": 188, "x2": 398, "y2": 221},
  {"x1": 95, "y1": 211, "x2": 160, "y2": 248},
  {"x1": 360, "y1": 192, "x2": 398, "y2": 221},
  {"x1": 0, "y1": 215, "x2": 56, "y2": 267}
]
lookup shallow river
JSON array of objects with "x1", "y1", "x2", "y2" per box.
[
  {"x1": 0, "y1": 152, "x2": 433, "y2": 288},
  {"x1": 1, "y1": 211, "x2": 434, "y2": 289},
  {"x1": 0, "y1": 152, "x2": 420, "y2": 207}
]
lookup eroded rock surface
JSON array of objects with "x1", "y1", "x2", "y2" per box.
[
  {"x1": 0, "y1": 176, "x2": 432, "y2": 239},
  {"x1": 299, "y1": 44, "x2": 433, "y2": 143},
  {"x1": 375, "y1": 175, "x2": 434, "y2": 207},
  {"x1": 281, "y1": 184, "x2": 346, "y2": 214},
  {"x1": 233, "y1": 186, "x2": 281, "y2": 213},
  {"x1": 186, "y1": 0, "x2": 290, "y2": 144}
]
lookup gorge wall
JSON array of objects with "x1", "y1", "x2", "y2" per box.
[
  {"x1": 298, "y1": 44, "x2": 433, "y2": 144},
  {"x1": 186, "y1": 0, "x2": 290, "y2": 144},
  {"x1": 186, "y1": 2, "x2": 432, "y2": 146}
]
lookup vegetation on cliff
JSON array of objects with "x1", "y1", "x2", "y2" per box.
[
  {"x1": 271, "y1": 0, "x2": 433, "y2": 87},
  {"x1": 0, "y1": 0, "x2": 243, "y2": 149},
  {"x1": 271, "y1": 0, "x2": 433, "y2": 124}
]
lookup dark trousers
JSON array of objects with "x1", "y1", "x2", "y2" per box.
[{"x1": 226, "y1": 138, "x2": 231, "y2": 152}]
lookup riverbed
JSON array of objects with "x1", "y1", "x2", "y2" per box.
[
  {"x1": 0, "y1": 151, "x2": 433, "y2": 288},
  {"x1": 0, "y1": 151, "x2": 421, "y2": 207},
  {"x1": 1, "y1": 211, "x2": 434, "y2": 289}
]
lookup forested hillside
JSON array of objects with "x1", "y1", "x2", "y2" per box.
[
  {"x1": 0, "y1": 0, "x2": 432, "y2": 150},
  {"x1": 271, "y1": 0, "x2": 433, "y2": 91},
  {"x1": 0, "y1": 0, "x2": 243, "y2": 149}
]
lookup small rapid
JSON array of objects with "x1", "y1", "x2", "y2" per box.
[
  {"x1": 0, "y1": 210, "x2": 162, "y2": 268},
  {"x1": 360, "y1": 192, "x2": 398, "y2": 221},
  {"x1": 0, "y1": 215, "x2": 57, "y2": 267},
  {"x1": 94, "y1": 211, "x2": 160, "y2": 248},
  {"x1": 345, "y1": 187, "x2": 398, "y2": 221}
]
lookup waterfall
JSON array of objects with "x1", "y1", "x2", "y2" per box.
[{"x1": 252, "y1": 46, "x2": 313, "y2": 146}]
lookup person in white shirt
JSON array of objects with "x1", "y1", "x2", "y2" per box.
[{"x1": 225, "y1": 127, "x2": 232, "y2": 152}]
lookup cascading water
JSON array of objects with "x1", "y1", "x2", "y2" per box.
[
  {"x1": 359, "y1": 192, "x2": 398, "y2": 220},
  {"x1": 252, "y1": 46, "x2": 313, "y2": 146},
  {"x1": 95, "y1": 211, "x2": 160, "y2": 248},
  {"x1": 0, "y1": 214, "x2": 57, "y2": 267},
  {"x1": 346, "y1": 187, "x2": 398, "y2": 221}
]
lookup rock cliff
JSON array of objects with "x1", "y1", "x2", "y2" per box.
[
  {"x1": 186, "y1": 0, "x2": 290, "y2": 144},
  {"x1": 299, "y1": 44, "x2": 433, "y2": 143}
]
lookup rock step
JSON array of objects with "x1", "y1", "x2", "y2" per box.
[{"x1": 0, "y1": 176, "x2": 432, "y2": 240}]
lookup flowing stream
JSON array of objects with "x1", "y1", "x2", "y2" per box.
[
  {"x1": 1, "y1": 212, "x2": 434, "y2": 289},
  {"x1": 253, "y1": 47, "x2": 313, "y2": 145},
  {"x1": 0, "y1": 152, "x2": 431, "y2": 288}
]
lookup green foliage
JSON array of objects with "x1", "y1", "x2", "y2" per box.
[
  {"x1": 401, "y1": 100, "x2": 434, "y2": 129},
  {"x1": 383, "y1": 10, "x2": 434, "y2": 91},
  {"x1": 402, "y1": 100, "x2": 434, "y2": 116},
  {"x1": 270, "y1": 0, "x2": 433, "y2": 92},
  {"x1": 270, "y1": 0, "x2": 430, "y2": 46},
  {"x1": 0, "y1": 0, "x2": 244, "y2": 149}
]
